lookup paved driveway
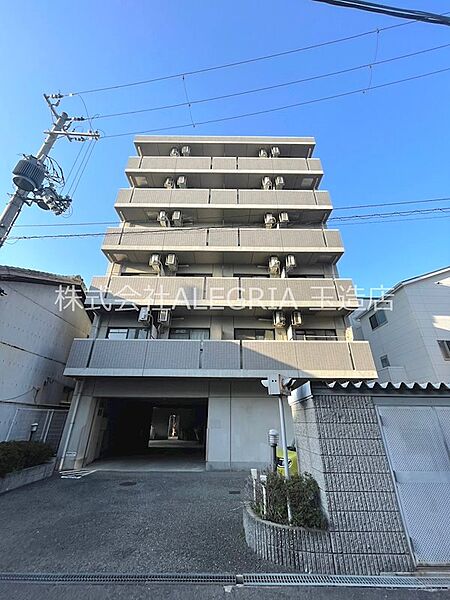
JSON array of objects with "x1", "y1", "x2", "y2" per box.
[{"x1": 0, "y1": 470, "x2": 279, "y2": 574}]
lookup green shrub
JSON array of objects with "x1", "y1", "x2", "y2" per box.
[
  {"x1": 252, "y1": 471, "x2": 327, "y2": 529},
  {"x1": 0, "y1": 441, "x2": 54, "y2": 478}
]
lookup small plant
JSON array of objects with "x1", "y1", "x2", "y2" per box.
[
  {"x1": 250, "y1": 470, "x2": 327, "y2": 529},
  {"x1": 0, "y1": 441, "x2": 54, "y2": 478}
]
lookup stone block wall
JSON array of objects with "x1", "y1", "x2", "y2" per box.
[{"x1": 291, "y1": 391, "x2": 414, "y2": 574}]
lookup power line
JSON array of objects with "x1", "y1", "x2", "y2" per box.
[
  {"x1": 92, "y1": 42, "x2": 450, "y2": 121},
  {"x1": 312, "y1": 1, "x2": 450, "y2": 26},
  {"x1": 12, "y1": 196, "x2": 450, "y2": 229},
  {"x1": 64, "y1": 20, "x2": 415, "y2": 97},
  {"x1": 7, "y1": 207, "x2": 450, "y2": 241},
  {"x1": 101, "y1": 66, "x2": 450, "y2": 139}
]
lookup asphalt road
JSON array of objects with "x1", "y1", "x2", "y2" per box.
[
  {"x1": 0, "y1": 470, "x2": 279, "y2": 573},
  {"x1": 0, "y1": 583, "x2": 448, "y2": 600}
]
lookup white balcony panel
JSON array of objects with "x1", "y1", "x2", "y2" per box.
[
  {"x1": 208, "y1": 228, "x2": 239, "y2": 247},
  {"x1": 162, "y1": 229, "x2": 207, "y2": 247},
  {"x1": 242, "y1": 341, "x2": 353, "y2": 372},
  {"x1": 127, "y1": 156, "x2": 141, "y2": 169},
  {"x1": 315, "y1": 191, "x2": 332, "y2": 206},
  {"x1": 140, "y1": 156, "x2": 211, "y2": 170},
  {"x1": 211, "y1": 157, "x2": 236, "y2": 170},
  {"x1": 129, "y1": 188, "x2": 210, "y2": 205},
  {"x1": 205, "y1": 278, "x2": 240, "y2": 303},
  {"x1": 103, "y1": 227, "x2": 342, "y2": 252},
  {"x1": 116, "y1": 189, "x2": 133, "y2": 204},
  {"x1": 238, "y1": 157, "x2": 309, "y2": 171},
  {"x1": 307, "y1": 158, "x2": 322, "y2": 171},
  {"x1": 201, "y1": 341, "x2": 241, "y2": 370},
  {"x1": 210, "y1": 189, "x2": 238, "y2": 204},
  {"x1": 88, "y1": 276, "x2": 356, "y2": 309},
  {"x1": 90, "y1": 339, "x2": 147, "y2": 370},
  {"x1": 144, "y1": 340, "x2": 200, "y2": 370},
  {"x1": 64, "y1": 339, "x2": 377, "y2": 379},
  {"x1": 239, "y1": 190, "x2": 321, "y2": 206},
  {"x1": 240, "y1": 278, "x2": 340, "y2": 305},
  {"x1": 239, "y1": 229, "x2": 326, "y2": 248}
]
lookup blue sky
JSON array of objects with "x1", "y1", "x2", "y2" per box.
[{"x1": 0, "y1": 0, "x2": 449, "y2": 294}]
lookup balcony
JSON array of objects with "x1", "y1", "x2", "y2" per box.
[
  {"x1": 133, "y1": 136, "x2": 316, "y2": 159},
  {"x1": 125, "y1": 156, "x2": 322, "y2": 190},
  {"x1": 86, "y1": 276, "x2": 358, "y2": 312},
  {"x1": 115, "y1": 188, "x2": 332, "y2": 225},
  {"x1": 64, "y1": 339, "x2": 376, "y2": 380},
  {"x1": 102, "y1": 227, "x2": 344, "y2": 265}
]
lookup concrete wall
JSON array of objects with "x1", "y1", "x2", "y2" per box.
[
  {"x1": 291, "y1": 388, "x2": 414, "y2": 574},
  {"x1": 0, "y1": 279, "x2": 91, "y2": 445}
]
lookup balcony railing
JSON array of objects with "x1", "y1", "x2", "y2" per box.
[
  {"x1": 86, "y1": 276, "x2": 358, "y2": 310},
  {"x1": 125, "y1": 156, "x2": 323, "y2": 190},
  {"x1": 127, "y1": 156, "x2": 322, "y2": 172},
  {"x1": 102, "y1": 227, "x2": 343, "y2": 251},
  {"x1": 64, "y1": 339, "x2": 376, "y2": 380}
]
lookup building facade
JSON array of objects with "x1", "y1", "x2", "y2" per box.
[
  {"x1": 351, "y1": 267, "x2": 450, "y2": 383},
  {"x1": 62, "y1": 136, "x2": 376, "y2": 471},
  {"x1": 0, "y1": 266, "x2": 91, "y2": 450}
]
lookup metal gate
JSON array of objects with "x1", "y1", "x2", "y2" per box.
[{"x1": 378, "y1": 406, "x2": 450, "y2": 566}]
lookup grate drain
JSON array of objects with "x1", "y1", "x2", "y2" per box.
[
  {"x1": 242, "y1": 574, "x2": 450, "y2": 588},
  {"x1": 0, "y1": 573, "x2": 448, "y2": 588}
]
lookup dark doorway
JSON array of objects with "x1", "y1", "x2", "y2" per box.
[{"x1": 95, "y1": 398, "x2": 208, "y2": 469}]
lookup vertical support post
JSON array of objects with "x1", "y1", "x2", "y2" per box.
[{"x1": 0, "y1": 112, "x2": 69, "y2": 249}]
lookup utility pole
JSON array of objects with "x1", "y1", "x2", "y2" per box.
[{"x1": 0, "y1": 94, "x2": 100, "y2": 249}]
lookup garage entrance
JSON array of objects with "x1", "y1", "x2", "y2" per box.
[
  {"x1": 92, "y1": 398, "x2": 208, "y2": 472},
  {"x1": 378, "y1": 405, "x2": 450, "y2": 567}
]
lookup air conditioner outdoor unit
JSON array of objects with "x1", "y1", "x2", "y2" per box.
[
  {"x1": 170, "y1": 147, "x2": 180, "y2": 157},
  {"x1": 291, "y1": 311, "x2": 302, "y2": 328},
  {"x1": 157, "y1": 210, "x2": 170, "y2": 227},
  {"x1": 165, "y1": 253, "x2": 178, "y2": 272},
  {"x1": 268, "y1": 256, "x2": 281, "y2": 276},
  {"x1": 181, "y1": 145, "x2": 191, "y2": 157},
  {"x1": 164, "y1": 177, "x2": 175, "y2": 189},
  {"x1": 258, "y1": 148, "x2": 269, "y2": 158},
  {"x1": 273, "y1": 311, "x2": 286, "y2": 328},
  {"x1": 158, "y1": 309, "x2": 171, "y2": 325},
  {"x1": 279, "y1": 212, "x2": 289, "y2": 226},
  {"x1": 264, "y1": 213, "x2": 276, "y2": 229},
  {"x1": 149, "y1": 254, "x2": 162, "y2": 273},
  {"x1": 177, "y1": 176, "x2": 187, "y2": 188},
  {"x1": 285, "y1": 254, "x2": 296, "y2": 272},
  {"x1": 171, "y1": 210, "x2": 183, "y2": 227},
  {"x1": 261, "y1": 176, "x2": 273, "y2": 190},
  {"x1": 138, "y1": 307, "x2": 153, "y2": 325},
  {"x1": 274, "y1": 176, "x2": 285, "y2": 190},
  {"x1": 271, "y1": 146, "x2": 281, "y2": 158}
]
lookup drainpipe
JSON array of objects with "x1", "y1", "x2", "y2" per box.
[{"x1": 58, "y1": 379, "x2": 84, "y2": 471}]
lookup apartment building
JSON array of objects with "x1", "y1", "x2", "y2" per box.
[
  {"x1": 351, "y1": 267, "x2": 450, "y2": 383},
  {"x1": 62, "y1": 136, "x2": 376, "y2": 471}
]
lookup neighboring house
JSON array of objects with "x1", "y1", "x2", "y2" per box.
[
  {"x1": 350, "y1": 267, "x2": 450, "y2": 383},
  {"x1": 62, "y1": 135, "x2": 376, "y2": 471},
  {"x1": 0, "y1": 265, "x2": 91, "y2": 451}
]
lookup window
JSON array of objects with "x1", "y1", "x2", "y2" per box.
[
  {"x1": 169, "y1": 328, "x2": 210, "y2": 340},
  {"x1": 438, "y1": 340, "x2": 450, "y2": 360},
  {"x1": 107, "y1": 327, "x2": 150, "y2": 340},
  {"x1": 380, "y1": 354, "x2": 390, "y2": 368},
  {"x1": 293, "y1": 329, "x2": 337, "y2": 341},
  {"x1": 234, "y1": 329, "x2": 275, "y2": 341},
  {"x1": 369, "y1": 310, "x2": 387, "y2": 330}
]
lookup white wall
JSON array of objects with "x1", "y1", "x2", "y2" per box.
[
  {"x1": 0, "y1": 279, "x2": 91, "y2": 442},
  {"x1": 355, "y1": 272, "x2": 450, "y2": 383}
]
